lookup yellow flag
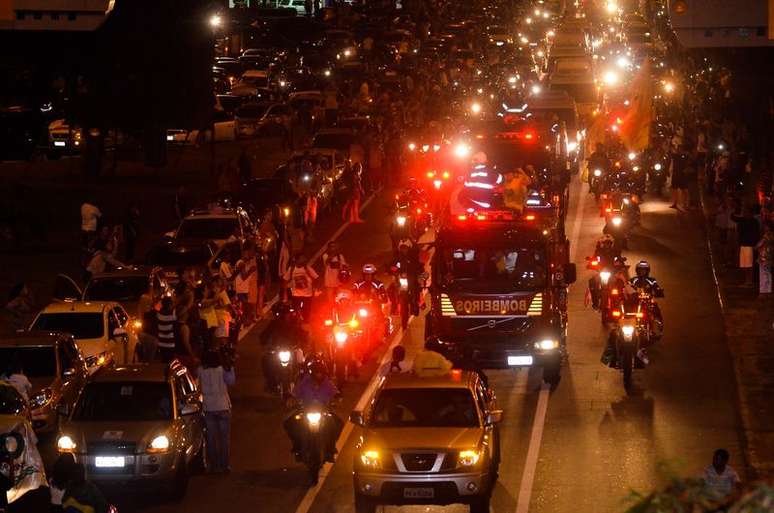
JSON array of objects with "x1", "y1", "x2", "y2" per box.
[{"x1": 620, "y1": 60, "x2": 653, "y2": 151}]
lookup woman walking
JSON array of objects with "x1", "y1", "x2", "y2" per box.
[{"x1": 198, "y1": 350, "x2": 235, "y2": 474}]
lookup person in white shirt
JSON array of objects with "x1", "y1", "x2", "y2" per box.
[
  {"x1": 2, "y1": 358, "x2": 32, "y2": 400},
  {"x1": 197, "y1": 350, "x2": 235, "y2": 473},
  {"x1": 703, "y1": 448, "x2": 741, "y2": 503},
  {"x1": 80, "y1": 200, "x2": 101, "y2": 246},
  {"x1": 322, "y1": 241, "x2": 347, "y2": 300},
  {"x1": 283, "y1": 253, "x2": 318, "y2": 321}
]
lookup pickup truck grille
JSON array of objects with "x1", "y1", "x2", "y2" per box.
[{"x1": 401, "y1": 453, "x2": 439, "y2": 472}]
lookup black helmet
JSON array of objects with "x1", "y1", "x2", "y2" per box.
[
  {"x1": 635, "y1": 260, "x2": 650, "y2": 278},
  {"x1": 306, "y1": 355, "x2": 328, "y2": 376},
  {"x1": 338, "y1": 268, "x2": 351, "y2": 284},
  {"x1": 271, "y1": 301, "x2": 296, "y2": 320}
]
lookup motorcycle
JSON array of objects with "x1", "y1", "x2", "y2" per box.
[
  {"x1": 590, "y1": 167, "x2": 605, "y2": 202},
  {"x1": 266, "y1": 346, "x2": 301, "y2": 401},
  {"x1": 603, "y1": 311, "x2": 647, "y2": 389},
  {"x1": 296, "y1": 407, "x2": 335, "y2": 485},
  {"x1": 603, "y1": 208, "x2": 628, "y2": 250}
]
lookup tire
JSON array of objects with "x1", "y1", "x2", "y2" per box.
[
  {"x1": 306, "y1": 436, "x2": 322, "y2": 486},
  {"x1": 169, "y1": 459, "x2": 189, "y2": 501},
  {"x1": 543, "y1": 364, "x2": 561, "y2": 386},
  {"x1": 621, "y1": 345, "x2": 634, "y2": 389},
  {"x1": 469, "y1": 493, "x2": 491, "y2": 513},
  {"x1": 354, "y1": 492, "x2": 377, "y2": 513}
]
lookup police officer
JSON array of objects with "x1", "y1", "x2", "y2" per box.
[
  {"x1": 353, "y1": 264, "x2": 388, "y2": 304},
  {"x1": 391, "y1": 241, "x2": 421, "y2": 320}
]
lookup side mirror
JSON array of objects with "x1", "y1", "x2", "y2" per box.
[
  {"x1": 112, "y1": 328, "x2": 127, "y2": 339},
  {"x1": 349, "y1": 411, "x2": 366, "y2": 427},
  {"x1": 180, "y1": 402, "x2": 202, "y2": 416},
  {"x1": 563, "y1": 263, "x2": 577, "y2": 285},
  {"x1": 485, "y1": 410, "x2": 503, "y2": 425},
  {"x1": 56, "y1": 403, "x2": 70, "y2": 417}
]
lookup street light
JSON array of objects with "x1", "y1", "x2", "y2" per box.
[
  {"x1": 470, "y1": 102, "x2": 482, "y2": 114},
  {"x1": 531, "y1": 84, "x2": 542, "y2": 95},
  {"x1": 605, "y1": 1, "x2": 618, "y2": 14},
  {"x1": 663, "y1": 81, "x2": 675, "y2": 94},
  {"x1": 602, "y1": 70, "x2": 619, "y2": 86}
]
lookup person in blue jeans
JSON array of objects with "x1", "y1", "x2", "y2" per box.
[{"x1": 198, "y1": 350, "x2": 236, "y2": 473}]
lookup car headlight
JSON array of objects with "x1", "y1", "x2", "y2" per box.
[
  {"x1": 31, "y1": 388, "x2": 53, "y2": 408},
  {"x1": 278, "y1": 350, "x2": 291, "y2": 364},
  {"x1": 132, "y1": 319, "x2": 143, "y2": 330},
  {"x1": 593, "y1": 169, "x2": 602, "y2": 177},
  {"x1": 57, "y1": 435, "x2": 77, "y2": 453},
  {"x1": 534, "y1": 339, "x2": 559, "y2": 350},
  {"x1": 458, "y1": 449, "x2": 481, "y2": 466},
  {"x1": 360, "y1": 449, "x2": 381, "y2": 468},
  {"x1": 306, "y1": 412, "x2": 322, "y2": 426},
  {"x1": 654, "y1": 163, "x2": 662, "y2": 171},
  {"x1": 147, "y1": 435, "x2": 170, "y2": 453}
]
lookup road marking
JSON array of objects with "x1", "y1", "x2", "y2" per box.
[
  {"x1": 293, "y1": 314, "x2": 417, "y2": 513},
  {"x1": 515, "y1": 178, "x2": 587, "y2": 513},
  {"x1": 237, "y1": 193, "x2": 378, "y2": 342}
]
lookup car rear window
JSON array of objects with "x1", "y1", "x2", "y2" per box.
[
  {"x1": 31, "y1": 313, "x2": 104, "y2": 340},
  {"x1": 74, "y1": 382, "x2": 173, "y2": 421},
  {"x1": 0, "y1": 346, "x2": 56, "y2": 377}
]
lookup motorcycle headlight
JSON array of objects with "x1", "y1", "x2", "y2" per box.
[
  {"x1": 621, "y1": 325, "x2": 635, "y2": 339},
  {"x1": 534, "y1": 339, "x2": 558, "y2": 350},
  {"x1": 306, "y1": 412, "x2": 322, "y2": 426},
  {"x1": 623, "y1": 197, "x2": 630, "y2": 205},
  {"x1": 334, "y1": 330, "x2": 348, "y2": 344},
  {"x1": 593, "y1": 169, "x2": 602, "y2": 177},
  {"x1": 627, "y1": 152, "x2": 636, "y2": 161},
  {"x1": 278, "y1": 350, "x2": 291, "y2": 364},
  {"x1": 31, "y1": 388, "x2": 53, "y2": 408},
  {"x1": 600, "y1": 271, "x2": 611, "y2": 284},
  {"x1": 654, "y1": 163, "x2": 662, "y2": 171},
  {"x1": 458, "y1": 449, "x2": 481, "y2": 466},
  {"x1": 612, "y1": 216, "x2": 622, "y2": 226},
  {"x1": 433, "y1": 179, "x2": 442, "y2": 189},
  {"x1": 396, "y1": 215, "x2": 407, "y2": 226},
  {"x1": 360, "y1": 449, "x2": 381, "y2": 468},
  {"x1": 148, "y1": 435, "x2": 170, "y2": 453},
  {"x1": 358, "y1": 308, "x2": 368, "y2": 318},
  {"x1": 57, "y1": 435, "x2": 77, "y2": 453},
  {"x1": 399, "y1": 277, "x2": 408, "y2": 289}
]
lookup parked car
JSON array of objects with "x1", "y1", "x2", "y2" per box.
[{"x1": 0, "y1": 331, "x2": 88, "y2": 433}]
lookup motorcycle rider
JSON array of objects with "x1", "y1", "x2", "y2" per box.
[
  {"x1": 390, "y1": 240, "x2": 421, "y2": 323},
  {"x1": 353, "y1": 263, "x2": 388, "y2": 304},
  {"x1": 587, "y1": 235, "x2": 619, "y2": 309},
  {"x1": 283, "y1": 360, "x2": 342, "y2": 462},
  {"x1": 628, "y1": 260, "x2": 664, "y2": 337},
  {"x1": 260, "y1": 301, "x2": 307, "y2": 392},
  {"x1": 587, "y1": 142, "x2": 610, "y2": 186}
]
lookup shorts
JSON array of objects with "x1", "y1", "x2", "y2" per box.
[{"x1": 739, "y1": 246, "x2": 754, "y2": 269}]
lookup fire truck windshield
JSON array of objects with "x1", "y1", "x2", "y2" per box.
[{"x1": 439, "y1": 247, "x2": 547, "y2": 291}]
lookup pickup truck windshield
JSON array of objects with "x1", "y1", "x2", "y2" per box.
[{"x1": 371, "y1": 388, "x2": 479, "y2": 428}]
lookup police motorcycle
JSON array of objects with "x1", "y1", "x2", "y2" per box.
[
  {"x1": 602, "y1": 205, "x2": 628, "y2": 251},
  {"x1": 323, "y1": 289, "x2": 365, "y2": 385},
  {"x1": 601, "y1": 300, "x2": 649, "y2": 390},
  {"x1": 629, "y1": 261, "x2": 665, "y2": 345},
  {"x1": 388, "y1": 241, "x2": 425, "y2": 331},
  {"x1": 261, "y1": 302, "x2": 306, "y2": 401},
  {"x1": 389, "y1": 181, "x2": 431, "y2": 254},
  {"x1": 587, "y1": 254, "x2": 629, "y2": 324}
]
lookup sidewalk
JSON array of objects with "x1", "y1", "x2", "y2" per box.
[{"x1": 701, "y1": 191, "x2": 774, "y2": 478}]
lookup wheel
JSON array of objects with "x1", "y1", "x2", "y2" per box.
[
  {"x1": 191, "y1": 438, "x2": 207, "y2": 474},
  {"x1": 306, "y1": 437, "x2": 322, "y2": 487},
  {"x1": 543, "y1": 364, "x2": 561, "y2": 386},
  {"x1": 469, "y1": 493, "x2": 491, "y2": 513},
  {"x1": 354, "y1": 492, "x2": 377, "y2": 513},
  {"x1": 168, "y1": 459, "x2": 189, "y2": 501},
  {"x1": 621, "y1": 345, "x2": 634, "y2": 389}
]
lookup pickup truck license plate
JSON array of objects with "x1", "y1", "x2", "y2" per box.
[
  {"x1": 95, "y1": 456, "x2": 125, "y2": 468},
  {"x1": 507, "y1": 355, "x2": 533, "y2": 366},
  {"x1": 403, "y1": 487, "x2": 434, "y2": 499}
]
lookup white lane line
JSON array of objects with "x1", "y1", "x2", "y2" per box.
[
  {"x1": 514, "y1": 178, "x2": 587, "y2": 513},
  {"x1": 514, "y1": 383, "x2": 550, "y2": 513},
  {"x1": 237, "y1": 193, "x2": 379, "y2": 342},
  {"x1": 293, "y1": 315, "x2": 416, "y2": 513}
]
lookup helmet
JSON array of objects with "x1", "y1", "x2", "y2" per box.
[
  {"x1": 307, "y1": 357, "x2": 328, "y2": 377},
  {"x1": 635, "y1": 260, "x2": 650, "y2": 278},
  {"x1": 337, "y1": 268, "x2": 351, "y2": 284},
  {"x1": 362, "y1": 263, "x2": 377, "y2": 275},
  {"x1": 271, "y1": 301, "x2": 296, "y2": 320},
  {"x1": 599, "y1": 234, "x2": 614, "y2": 247}
]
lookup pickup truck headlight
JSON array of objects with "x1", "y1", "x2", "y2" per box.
[
  {"x1": 458, "y1": 449, "x2": 481, "y2": 466},
  {"x1": 57, "y1": 435, "x2": 77, "y2": 453},
  {"x1": 534, "y1": 339, "x2": 559, "y2": 350},
  {"x1": 360, "y1": 449, "x2": 381, "y2": 469}
]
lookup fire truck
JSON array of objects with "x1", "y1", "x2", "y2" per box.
[{"x1": 425, "y1": 207, "x2": 575, "y2": 385}]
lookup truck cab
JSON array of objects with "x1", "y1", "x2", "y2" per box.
[{"x1": 425, "y1": 214, "x2": 575, "y2": 384}]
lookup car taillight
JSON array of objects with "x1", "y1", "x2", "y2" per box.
[
  {"x1": 611, "y1": 288, "x2": 619, "y2": 296},
  {"x1": 612, "y1": 310, "x2": 621, "y2": 317}
]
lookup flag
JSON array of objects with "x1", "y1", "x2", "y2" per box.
[{"x1": 620, "y1": 60, "x2": 653, "y2": 152}]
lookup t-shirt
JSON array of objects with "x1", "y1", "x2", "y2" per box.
[
  {"x1": 284, "y1": 265, "x2": 319, "y2": 297},
  {"x1": 703, "y1": 464, "x2": 740, "y2": 500},
  {"x1": 322, "y1": 253, "x2": 346, "y2": 288},
  {"x1": 80, "y1": 203, "x2": 101, "y2": 232}
]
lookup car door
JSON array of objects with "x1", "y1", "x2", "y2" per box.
[
  {"x1": 106, "y1": 308, "x2": 124, "y2": 364},
  {"x1": 113, "y1": 305, "x2": 138, "y2": 363},
  {"x1": 53, "y1": 274, "x2": 83, "y2": 302},
  {"x1": 58, "y1": 337, "x2": 87, "y2": 413},
  {"x1": 174, "y1": 372, "x2": 205, "y2": 462}
]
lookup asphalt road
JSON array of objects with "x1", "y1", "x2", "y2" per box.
[{"x1": 46, "y1": 172, "x2": 743, "y2": 513}]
